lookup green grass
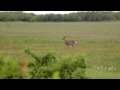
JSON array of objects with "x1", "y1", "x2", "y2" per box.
[{"x1": 0, "y1": 22, "x2": 120, "y2": 79}]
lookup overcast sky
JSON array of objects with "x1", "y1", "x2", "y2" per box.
[
  {"x1": 23, "y1": 11, "x2": 80, "y2": 15},
  {"x1": 1, "y1": 11, "x2": 118, "y2": 15}
]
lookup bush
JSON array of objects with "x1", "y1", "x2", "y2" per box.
[
  {"x1": 24, "y1": 48, "x2": 56, "y2": 78},
  {"x1": 24, "y1": 48, "x2": 87, "y2": 79},
  {"x1": 56, "y1": 54, "x2": 86, "y2": 79},
  {"x1": 0, "y1": 54, "x2": 21, "y2": 79}
]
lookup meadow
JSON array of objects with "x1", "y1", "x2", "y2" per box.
[{"x1": 0, "y1": 22, "x2": 120, "y2": 79}]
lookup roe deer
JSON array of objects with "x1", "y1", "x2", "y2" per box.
[{"x1": 62, "y1": 36, "x2": 76, "y2": 48}]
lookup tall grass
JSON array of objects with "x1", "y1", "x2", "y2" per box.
[{"x1": 0, "y1": 22, "x2": 120, "y2": 78}]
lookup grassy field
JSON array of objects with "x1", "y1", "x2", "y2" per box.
[{"x1": 0, "y1": 22, "x2": 120, "y2": 79}]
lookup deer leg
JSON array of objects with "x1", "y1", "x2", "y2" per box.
[
  {"x1": 66, "y1": 45, "x2": 69, "y2": 49},
  {"x1": 72, "y1": 45, "x2": 74, "y2": 48},
  {"x1": 66, "y1": 45, "x2": 67, "y2": 48}
]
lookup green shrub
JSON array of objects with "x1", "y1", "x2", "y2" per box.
[
  {"x1": 24, "y1": 48, "x2": 87, "y2": 79},
  {"x1": 0, "y1": 54, "x2": 21, "y2": 79},
  {"x1": 24, "y1": 48, "x2": 57, "y2": 78},
  {"x1": 56, "y1": 54, "x2": 86, "y2": 79},
  {"x1": 71, "y1": 68, "x2": 86, "y2": 79}
]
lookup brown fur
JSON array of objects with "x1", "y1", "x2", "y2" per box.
[{"x1": 62, "y1": 36, "x2": 76, "y2": 48}]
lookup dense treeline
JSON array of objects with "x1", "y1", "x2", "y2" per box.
[{"x1": 0, "y1": 11, "x2": 120, "y2": 22}]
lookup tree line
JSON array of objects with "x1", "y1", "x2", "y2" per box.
[{"x1": 0, "y1": 11, "x2": 120, "y2": 22}]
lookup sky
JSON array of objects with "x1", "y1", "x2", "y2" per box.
[{"x1": 23, "y1": 11, "x2": 80, "y2": 15}]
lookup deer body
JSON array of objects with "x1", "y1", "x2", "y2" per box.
[{"x1": 62, "y1": 36, "x2": 76, "y2": 48}]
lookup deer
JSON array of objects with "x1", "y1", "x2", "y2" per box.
[{"x1": 62, "y1": 36, "x2": 76, "y2": 48}]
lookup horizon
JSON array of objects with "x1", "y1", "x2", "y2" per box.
[
  {"x1": 23, "y1": 11, "x2": 80, "y2": 15},
  {"x1": 0, "y1": 11, "x2": 119, "y2": 15}
]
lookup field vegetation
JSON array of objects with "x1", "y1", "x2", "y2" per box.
[{"x1": 0, "y1": 22, "x2": 120, "y2": 79}]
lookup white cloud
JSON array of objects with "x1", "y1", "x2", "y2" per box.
[{"x1": 23, "y1": 11, "x2": 79, "y2": 15}]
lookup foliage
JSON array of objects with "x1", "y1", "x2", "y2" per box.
[
  {"x1": 24, "y1": 48, "x2": 87, "y2": 79},
  {"x1": 24, "y1": 48, "x2": 56, "y2": 78},
  {"x1": 56, "y1": 54, "x2": 86, "y2": 79},
  {"x1": 0, "y1": 11, "x2": 120, "y2": 22},
  {"x1": 0, "y1": 54, "x2": 21, "y2": 79},
  {"x1": 52, "y1": 71, "x2": 60, "y2": 79}
]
